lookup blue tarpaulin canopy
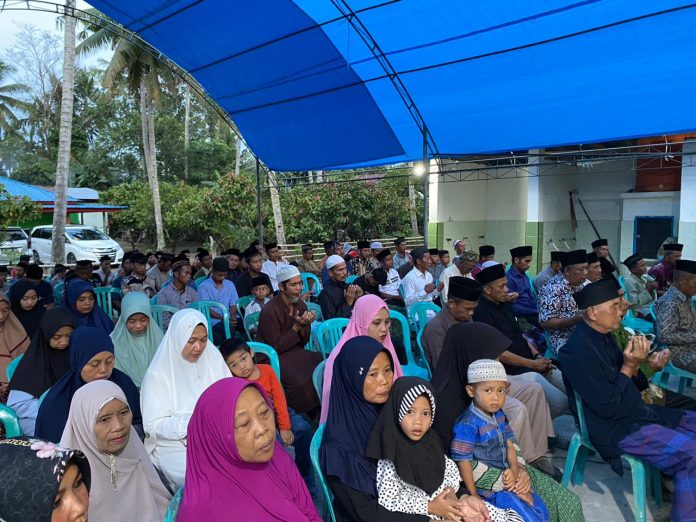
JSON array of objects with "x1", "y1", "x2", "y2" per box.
[{"x1": 86, "y1": 1, "x2": 696, "y2": 171}]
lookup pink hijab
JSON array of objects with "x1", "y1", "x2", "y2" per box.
[
  {"x1": 320, "y1": 294, "x2": 404, "y2": 423},
  {"x1": 177, "y1": 378, "x2": 320, "y2": 522}
]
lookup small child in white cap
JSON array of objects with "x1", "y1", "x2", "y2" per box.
[{"x1": 451, "y1": 359, "x2": 549, "y2": 521}]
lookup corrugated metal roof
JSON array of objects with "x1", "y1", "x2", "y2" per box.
[
  {"x1": 67, "y1": 188, "x2": 100, "y2": 201},
  {"x1": 43, "y1": 203, "x2": 126, "y2": 211},
  {"x1": 0, "y1": 177, "x2": 78, "y2": 203}
]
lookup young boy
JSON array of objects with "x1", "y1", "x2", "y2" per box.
[
  {"x1": 439, "y1": 249, "x2": 451, "y2": 268},
  {"x1": 452, "y1": 359, "x2": 548, "y2": 520},
  {"x1": 220, "y1": 340, "x2": 315, "y2": 493},
  {"x1": 245, "y1": 276, "x2": 272, "y2": 317}
]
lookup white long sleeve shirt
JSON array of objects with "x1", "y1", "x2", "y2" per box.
[{"x1": 402, "y1": 267, "x2": 439, "y2": 309}]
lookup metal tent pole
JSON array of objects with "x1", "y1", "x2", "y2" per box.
[
  {"x1": 422, "y1": 128, "x2": 429, "y2": 246},
  {"x1": 256, "y1": 158, "x2": 264, "y2": 246}
]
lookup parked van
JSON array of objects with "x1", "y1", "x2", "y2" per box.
[
  {"x1": 30, "y1": 226, "x2": 124, "y2": 264},
  {"x1": 0, "y1": 227, "x2": 33, "y2": 264}
]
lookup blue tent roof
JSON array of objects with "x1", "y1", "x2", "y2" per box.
[{"x1": 87, "y1": 1, "x2": 696, "y2": 171}]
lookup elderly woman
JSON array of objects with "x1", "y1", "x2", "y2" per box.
[
  {"x1": 432, "y1": 323, "x2": 584, "y2": 522},
  {"x1": 61, "y1": 380, "x2": 171, "y2": 522},
  {"x1": 177, "y1": 378, "x2": 320, "y2": 521},
  {"x1": 34, "y1": 326, "x2": 141, "y2": 443},
  {"x1": 321, "y1": 336, "x2": 506, "y2": 522},
  {"x1": 140, "y1": 308, "x2": 229, "y2": 489},
  {"x1": 9, "y1": 279, "x2": 45, "y2": 340},
  {"x1": 320, "y1": 294, "x2": 404, "y2": 423},
  {"x1": 66, "y1": 280, "x2": 114, "y2": 334},
  {"x1": 0, "y1": 437, "x2": 91, "y2": 521},
  {"x1": 0, "y1": 291, "x2": 29, "y2": 402},
  {"x1": 111, "y1": 292, "x2": 163, "y2": 388},
  {"x1": 7, "y1": 307, "x2": 75, "y2": 435}
]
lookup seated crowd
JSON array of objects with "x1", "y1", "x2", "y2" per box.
[{"x1": 0, "y1": 235, "x2": 695, "y2": 522}]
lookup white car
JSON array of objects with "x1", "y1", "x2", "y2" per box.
[
  {"x1": 30, "y1": 226, "x2": 124, "y2": 264},
  {"x1": 0, "y1": 227, "x2": 33, "y2": 264}
]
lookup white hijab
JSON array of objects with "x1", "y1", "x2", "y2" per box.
[
  {"x1": 60, "y1": 380, "x2": 171, "y2": 522},
  {"x1": 140, "y1": 309, "x2": 229, "y2": 450}
]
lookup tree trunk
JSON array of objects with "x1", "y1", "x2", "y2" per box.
[
  {"x1": 267, "y1": 169, "x2": 286, "y2": 245},
  {"x1": 408, "y1": 178, "x2": 419, "y2": 236},
  {"x1": 183, "y1": 84, "x2": 190, "y2": 182},
  {"x1": 51, "y1": 0, "x2": 76, "y2": 264},
  {"x1": 234, "y1": 135, "x2": 242, "y2": 177},
  {"x1": 139, "y1": 79, "x2": 165, "y2": 250}
]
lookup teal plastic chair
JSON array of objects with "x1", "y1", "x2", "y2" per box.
[
  {"x1": 527, "y1": 273, "x2": 538, "y2": 302},
  {"x1": 164, "y1": 486, "x2": 183, "y2": 522},
  {"x1": 409, "y1": 301, "x2": 441, "y2": 334},
  {"x1": 307, "y1": 302, "x2": 323, "y2": 322},
  {"x1": 389, "y1": 310, "x2": 430, "y2": 379},
  {"x1": 53, "y1": 282, "x2": 65, "y2": 304},
  {"x1": 244, "y1": 311, "x2": 261, "y2": 341},
  {"x1": 562, "y1": 391, "x2": 661, "y2": 522},
  {"x1": 237, "y1": 295, "x2": 254, "y2": 317},
  {"x1": 6, "y1": 354, "x2": 23, "y2": 382},
  {"x1": 0, "y1": 404, "x2": 21, "y2": 438},
  {"x1": 617, "y1": 276, "x2": 654, "y2": 334},
  {"x1": 313, "y1": 360, "x2": 326, "y2": 402},
  {"x1": 151, "y1": 304, "x2": 179, "y2": 331},
  {"x1": 194, "y1": 275, "x2": 208, "y2": 287},
  {"x1": 542, "y1": 330, "x2": 559, "y2": 361},
  {"x1": 346, "y1": 275, "x2": 358, "y2": 284},
  {"x1": 93, "y1": 287, "x2": 120, "y2": 321},
  {"x1": 187, "y1": 301, "x2": 231, "y2": 343},
  {"x1": 38, "y1": 388, "x2": 50, "y2": 407},
  {"x1": 310, "y1": 424, "x2": 337, "y2": 522},
  {"x1": 314, "y1": 318, "x2": 349, "y2": 358},
  {"x1": 248, "y1": 341, "x2": 281, "y2": 380},
  {"x1": 301, "y1": 272, "x2": 323, "y2": 295},
  {"x1": 650, "y1": 303, "x2": 694, "y2": 393},
  {"x1": 150, "y1": 294, "x2": 158, "y2": 306}
]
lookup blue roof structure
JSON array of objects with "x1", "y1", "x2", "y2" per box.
[
  {"x1": 0, "y1": 176, "x2": 75, "y2": 203},
  {"x1": 87, "y1": 1, "x2": 696, "y2": 171}
]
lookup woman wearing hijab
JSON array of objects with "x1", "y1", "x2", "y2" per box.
[
  {"x1": 6, "y1": 307, "x2": 76, "y2": 435},
  {"x1": 177, "y1": 378, "x2": 320, "y2": 521},
  {"x1": 320, "y1": 294, "x2": 404, "y2": 423},
  {"x1": 61, "y1": 380, "x2": 171, "y2": 522},
  {"x1": 34, "y1": 326, "x2": 141, "y2": 443},
  {"x1": 110, "y1": 292, "x2": 163, "y2": 388},
  {"x1": 432, "y1": 323, "x2": 584, "y2": 522},
  {"x1": 366, "y1": 377, "x2": 523, "y2": 521},
  {"x1": 0, "y1": 437, "x2": 91, "y2": 521},
  {"x1": 9, "y1": 279, "x2": 45, "y2": 340},
  {"x1": 140, "y1": 308, "x2": 229, "y2": 489},
  {"x1": 0, "y1": 291, "x2": 30, "y2": 402},
  {"x1": 66, "y1": 279, "x2": 114, "y2": 334}
]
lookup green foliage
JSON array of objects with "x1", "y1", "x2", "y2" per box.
[{"x1": 0, "y1": 188, "x2": 41, "y2": 228}]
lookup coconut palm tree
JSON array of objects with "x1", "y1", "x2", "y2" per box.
[
  {"x1": 0, "y1": 61, "x2": 30, "y2": 138},
  {"x1": 77, "y1": 13, "x2": 169, "y2": 250}
]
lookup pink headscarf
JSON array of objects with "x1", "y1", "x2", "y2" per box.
[
  {"x1": 320, "y1": 294, "x2": 404, "y2": 423},
  {"x1": 177, "y1": 378, "x2": 320, "y2": 522}
]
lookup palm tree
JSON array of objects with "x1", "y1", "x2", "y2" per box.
[
  {"x1": 77, "y1": 13, "x2": 169, "y2": 250},
  {"x1": 52, "y1": 0, "x2": 77, "y2": 264},
  {"x1": 0, "y1": 61, "x2": 30, "y2": 139}
]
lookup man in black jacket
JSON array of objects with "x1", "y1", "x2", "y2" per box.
[{"x1": 318, "y1": 255, "x2": 363, "y2": 319}]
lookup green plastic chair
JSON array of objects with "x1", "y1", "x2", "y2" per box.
[
  {"x1": 0, "y1": 404, "x2": 22, "y2": 438},
  {"x1": 248, "y1": 341, "x2": 281, "y2": 380},
  {"x1": 53, "y1": 282, "x2": 65, "y2": 304},
  {"x1": 617, "y1": 276, "x2": 654, "y2": 334},
  {"x1": 6, "y1": 354, "x2": 23, "y2": 382},
  {"x1": 307, "y1": 302, "x2": 323, "y2": 322},
  {"x1": 314, "y1": 318, "x2": 349, "y2": 358},
  {"x1": 301, "y1": 272, "x2": 323, "y2": 295},
  {"x1": 244, "y1": 311, "x2": 261, "y2": 341},
  {"x1": 237, "y1": 295, "x2": 254, "y2": 317},
  {"x1": 310, "y1": 424, "x2": 337, "y2": 522},
  {"x1": 151, "y1": 304, "x2": 179, "y2": 331},
  {"x1": 389, "y1": 310, "x2": 430, "y2": 379},
  {"x1": 164, "y1": 486, "x2": 183, "y2": 522},
  {"x1": 313, "y1": 359, "x2": 326, "y2": 402},
  {"x1": 93, "y1": 287, "x2": 120, "y2": 321},
  {"x1": 562, "y1": 391, "x2": 661, "y2": 522},
  {"x1": 409, "y1": 301, "x2": 441, "y2": 334},
  {"x1": 345, "y1": 275, "x2": 358, "y2": 284},
  {"x1": 187, "y1": 301, "x2": 231, "y2": 343}
]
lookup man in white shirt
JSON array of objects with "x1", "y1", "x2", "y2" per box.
[
  {"x1": 261, "y1": 242, "x2": 289, "y2": 292},
  {"x1": 402, "y1": 246, "x2": 444, "y2": 309},
  {"x1": 376, "y1": 249, "x2": 404, "y2": 306},
  {"x1": 440, "y1": 250, "x2": 477, "y2": 305}
]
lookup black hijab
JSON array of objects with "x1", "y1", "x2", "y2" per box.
[
  {"x1": 366, "y1": 377, "x2": 444, "y2": 495},
  {"x1": 319, "y1": 336, "x2": 393, "y2": 498},
  {"x1": 8, "y1": 307, "x2": 76, "y2": 399},
  {"x1": 9, "y1": 279, "x2": 45, "y2": 339},
  {"x1": 431, "y1": 322, "x2": 513, "y2": 452}
]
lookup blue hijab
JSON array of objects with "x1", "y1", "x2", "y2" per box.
[
  {"x1": 319, "y1": 336, "x2": 393, "y2": 498},
  {"x1": 66, "y1": 280, "x2": 114, "y2": 334},
  {"x1": 34, "y1": 326, "x2": 141, "y2": 442}
]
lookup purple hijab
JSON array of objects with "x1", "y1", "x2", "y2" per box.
[{"x1": 177, "y1": 378, "x2": 320, "y2": 522}]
